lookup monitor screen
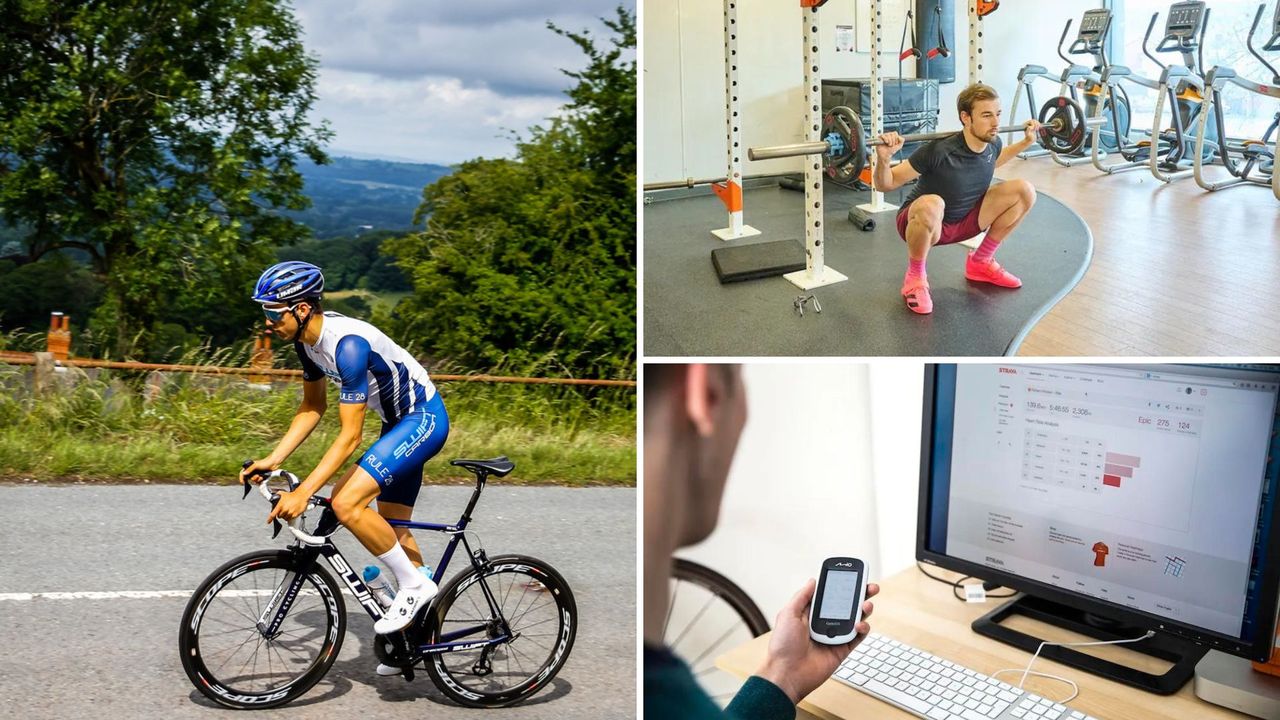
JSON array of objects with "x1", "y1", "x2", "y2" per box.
[{"x1": 918, "y1": 363, "x2": 1280, "y2": 661}]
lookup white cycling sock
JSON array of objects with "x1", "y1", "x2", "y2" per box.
[{"x1": 378, "y1": 544, "x2": 426, "y2": 590}]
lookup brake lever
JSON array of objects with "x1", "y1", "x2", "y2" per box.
[
  {"x1": 268, "y1": 493, "x2": 284, "y2": 539},
  {"x1": 240, "y1": 459, "x2": 275, "y2": 499}
]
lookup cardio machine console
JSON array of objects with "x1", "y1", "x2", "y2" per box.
[
  {"x1": 1165, "y1": 1, "x2": 1206, "y2": 39},
  {"x1": 1078, "y1": 9, "x2": 1110, "y2": 40},
  {"x1": 1067, "y1": 8, "x2": 1111, "y2": 57}
]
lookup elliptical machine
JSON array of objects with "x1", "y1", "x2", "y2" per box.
[
  {"x1": 1091, "y1": 12, "x2": 1179, "y2": 174},
  {"x1": 1271, "y1": 4, "x2": 1280, "y2": 201},
  {"x1": 1147, "y1": 1, "x2": 1220, "y2": 183},
  {"x1": 1006, "y1": 9, "x2": 1128, "y2": 163},
  {"x1": 1194, "y1": 2, "x2": 1280, "y2": 193}
]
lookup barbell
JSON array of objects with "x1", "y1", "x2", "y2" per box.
[
  {"x1": 643, "y1": 176, "x2": 730, "y2": 191},
  {"x1": 749, "y1": 96, "x2": 1103, "y2": 182}
]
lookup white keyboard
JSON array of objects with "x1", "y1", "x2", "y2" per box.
[{"x1": 832, "y1": 633, "x2": 1103, "y2": 720}]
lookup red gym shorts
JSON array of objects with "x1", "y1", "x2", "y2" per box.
[{"x1": 896, "y1": 196, "x2": 986, "y2": 246}]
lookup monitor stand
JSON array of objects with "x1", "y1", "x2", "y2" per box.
[{"x1": 972, "y1": 593, "x2": 1208, "y2": 695}]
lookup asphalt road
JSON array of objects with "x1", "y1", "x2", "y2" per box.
[{"x1": 0, "y1": 484, "x2": 636, "y2": 719}]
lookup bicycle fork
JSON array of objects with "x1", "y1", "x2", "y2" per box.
[
  {"x1": 254, "y1": 545, "x2": 334, "y2": 639},
  {"x1": 256, "y1": 569, "x2": 303, "y2": 639},
  {"x1": 256, "y1": 543, "x2": 423, "y2": 679}
]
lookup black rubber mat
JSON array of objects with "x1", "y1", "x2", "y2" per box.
[
  {"x1": 643, "y1": 180, "x2": 1092, "y2": 357},
  {"x1": 711, "y1": 239, "x2": 806, "y2": 283}
]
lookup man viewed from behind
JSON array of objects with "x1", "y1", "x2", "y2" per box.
[{"x1": 644, "y1": 364, "x2": 880, "y2": 719}]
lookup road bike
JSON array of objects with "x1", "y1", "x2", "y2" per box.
[{"x1": 179, "y1": 457, "x2": 576, "y2": 709}]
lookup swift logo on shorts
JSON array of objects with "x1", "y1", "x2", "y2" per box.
[{"x1": 393, "y1": 413, "x2": 437, "y2": 460}]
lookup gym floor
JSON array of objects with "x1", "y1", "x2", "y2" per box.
[{"x1": 993, "y1": 157, "x2": 1280, "y2": 356}]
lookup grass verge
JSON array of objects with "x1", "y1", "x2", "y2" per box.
[{"x1": 0, "y1": 362, "x2": 635, "y2": 486}]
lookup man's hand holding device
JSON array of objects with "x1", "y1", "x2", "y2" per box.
[{"x1": 756, "y1": 556, "x2": 879, "y2": 703}]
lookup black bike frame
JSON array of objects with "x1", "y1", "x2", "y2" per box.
[{"x1": 257, "y1": 471, "x2": 511, "y2": 656}]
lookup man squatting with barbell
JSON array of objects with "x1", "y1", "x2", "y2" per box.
[{"x1": 874, "y1": 83, "x2": 1041, "y2": 315}]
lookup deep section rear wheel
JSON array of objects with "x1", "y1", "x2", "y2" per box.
[
  {"x1": 179, "y1": 550, "x2": 345, "y2": 709},
  {"x1": 424, "y1": 554, "x2": 577, "y2": 707}
]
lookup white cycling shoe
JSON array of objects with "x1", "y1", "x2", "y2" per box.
[
  {"x1": 372, "y1": 579, "x2": 438, "y2": 635},
  {"x1": 375, "y1": 662, "x2": 404, "y2": 677}
]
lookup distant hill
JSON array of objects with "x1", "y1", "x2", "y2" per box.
[{"x1": 287, "y1": 155, "x2": 453, "y2": 239}]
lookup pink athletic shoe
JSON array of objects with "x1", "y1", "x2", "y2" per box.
[
  {"x1": 902, "y1": 277, "x2": 933, "y2": 315},
  {"x1": 964, "y1": 254, "x2": 1022, "y2": 288}
]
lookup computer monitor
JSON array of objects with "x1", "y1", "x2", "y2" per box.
[{"x1": 917, "y1": 363, "x2": 1280, "y2": 694}]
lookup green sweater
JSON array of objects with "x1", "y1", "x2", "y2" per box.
[{"x1": 644, "y1": 644, "x2": 795, "y2": 720}]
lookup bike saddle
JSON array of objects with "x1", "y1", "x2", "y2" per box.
[{"x1": 451, "y1": 456, "x2": 515, "y2": 477}]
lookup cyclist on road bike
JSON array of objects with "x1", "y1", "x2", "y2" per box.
[{"x1": 239, "y1": 260, "x2": 448, "y2": 644}]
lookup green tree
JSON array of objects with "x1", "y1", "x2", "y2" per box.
[
  {"x1": 386, "y1": 6, "x2": 635, "y2": 379},
  {"x1": 0, "y1": 254, "x2": 104, "y2": 331},
  {"x1": 0, "y1": 0, "x2": 330, "y2": 357}
]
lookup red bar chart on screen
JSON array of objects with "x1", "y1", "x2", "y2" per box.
[{"x1": 1102, "y1": 452, "x2": 1141, "y2": 489}]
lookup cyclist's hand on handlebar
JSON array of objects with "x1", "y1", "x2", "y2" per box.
[
  {"x1": 239, "y1": 458, "x2": 275, "y2": 486},
  {"x1": 266, "y1": 488, "x2": 310, "y2": 524},
  {"x1": 756, "y1": 578, "x2": 880, "y2": 704}
]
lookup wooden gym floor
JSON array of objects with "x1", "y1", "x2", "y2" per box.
[{"x1": 994, "y1": 156, "x2": 1280, "y2": 356}]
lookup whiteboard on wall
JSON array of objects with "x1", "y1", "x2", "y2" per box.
[{"x1": 856, "y1": 0, "x2": 913, "y2": 53}]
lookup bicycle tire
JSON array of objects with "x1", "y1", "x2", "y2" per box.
[
  {"x1": 671, "y1": 558, "x2": 770, "y2": 636},
  {"x1": 665, "y1": 558, "x2": 770, "y2": 706},
  {"x1": 423, "y1": 553, "x2": 576, "y2": 707},
  {"x1": 179, "y1": 550, "x2": 346, "y2": 710}
]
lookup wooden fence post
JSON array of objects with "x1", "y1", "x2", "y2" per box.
[
  {"x1": 47, "y1": 312, "x2": 71, "y2": 361},
  {"x1": 249, "y1": 328, "x2": 273, "y2": 384}
]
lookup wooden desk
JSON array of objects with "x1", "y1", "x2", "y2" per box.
[{"x1": 716, "y1": 566, "x2": 1249, "y2": 720}]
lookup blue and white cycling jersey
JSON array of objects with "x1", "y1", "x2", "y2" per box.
[{"x1": 294, "y1": 313, "x2": 437, "y2": 426}]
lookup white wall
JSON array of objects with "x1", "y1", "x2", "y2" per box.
[
  {"x1": 675, "y1": 363, "x2": 881, "y2": 621},
  {"x1": 868, "y1": 361, "x2": 926, "y2": 577},
  {"x1": 644, "y1": 0, "x2": 1105, "y2": 184}
]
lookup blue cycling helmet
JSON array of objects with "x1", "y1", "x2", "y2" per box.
[{"x1": 252, "y1": 261, "x2": 325, "y2": 304}]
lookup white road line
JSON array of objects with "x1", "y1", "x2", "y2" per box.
[{"x1": 0, "y1": 589, "x2": 342, "y2": 601}]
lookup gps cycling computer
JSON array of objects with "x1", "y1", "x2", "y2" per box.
[{"x1": 809, "y1": 556, "x2": 868, "y2": 645}]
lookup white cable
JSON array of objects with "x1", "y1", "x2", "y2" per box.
[
  {"x1": 990, "y1": 630, "x2": 1156, "y2": 704},
  {"x1": 989, "y1": 669, "x2": 1079, "y2": 704}
]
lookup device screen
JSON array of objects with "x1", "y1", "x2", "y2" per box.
[{"x1": 819, "y1": 570, "x2": 860, "y2": 620}]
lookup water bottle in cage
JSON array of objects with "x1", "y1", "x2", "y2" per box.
[{"x1": 362, "y1": 565, "x2": 395, "y2": 609}]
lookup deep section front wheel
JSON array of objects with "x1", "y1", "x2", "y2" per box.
[
  {"x1": 179, "y1": 550, "x2": 346, "y2": 709},
  {"x1": 424, "y1": 553, "x2": 577, "y2": 707}
]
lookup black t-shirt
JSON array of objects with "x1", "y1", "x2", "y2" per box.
[{"x1": 901, "y1": 133, "x2": 1002, "y2": 223}]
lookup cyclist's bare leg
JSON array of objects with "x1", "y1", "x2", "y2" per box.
[
  {"x1": 331, "y1": 464, "x2": 359, "y2": 494},
  {"x1": 376, "y1": 500, "x2": 423, "y2": 567},
  {"x1": 330, "y1": 467, "x2": 399, "y2": 557}
]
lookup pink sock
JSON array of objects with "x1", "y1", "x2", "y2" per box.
[
  {"x1": 971, "y1": 235, "x2": 1002, "y2": 264},
  {"x1": 905, "y1": 258, "x2": 926, "y2": 282}
]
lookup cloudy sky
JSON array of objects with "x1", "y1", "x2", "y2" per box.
[{"x1": 292, "y1": 1, "x2": 633, "y2": 165}]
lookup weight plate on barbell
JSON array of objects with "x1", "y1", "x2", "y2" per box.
[
  {"x1": 1037, "y1": 96, "x2": 1087, "y2": 155},
  {"x1": 823, "y1": 106, "x2": 865, "y2": 182}
]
